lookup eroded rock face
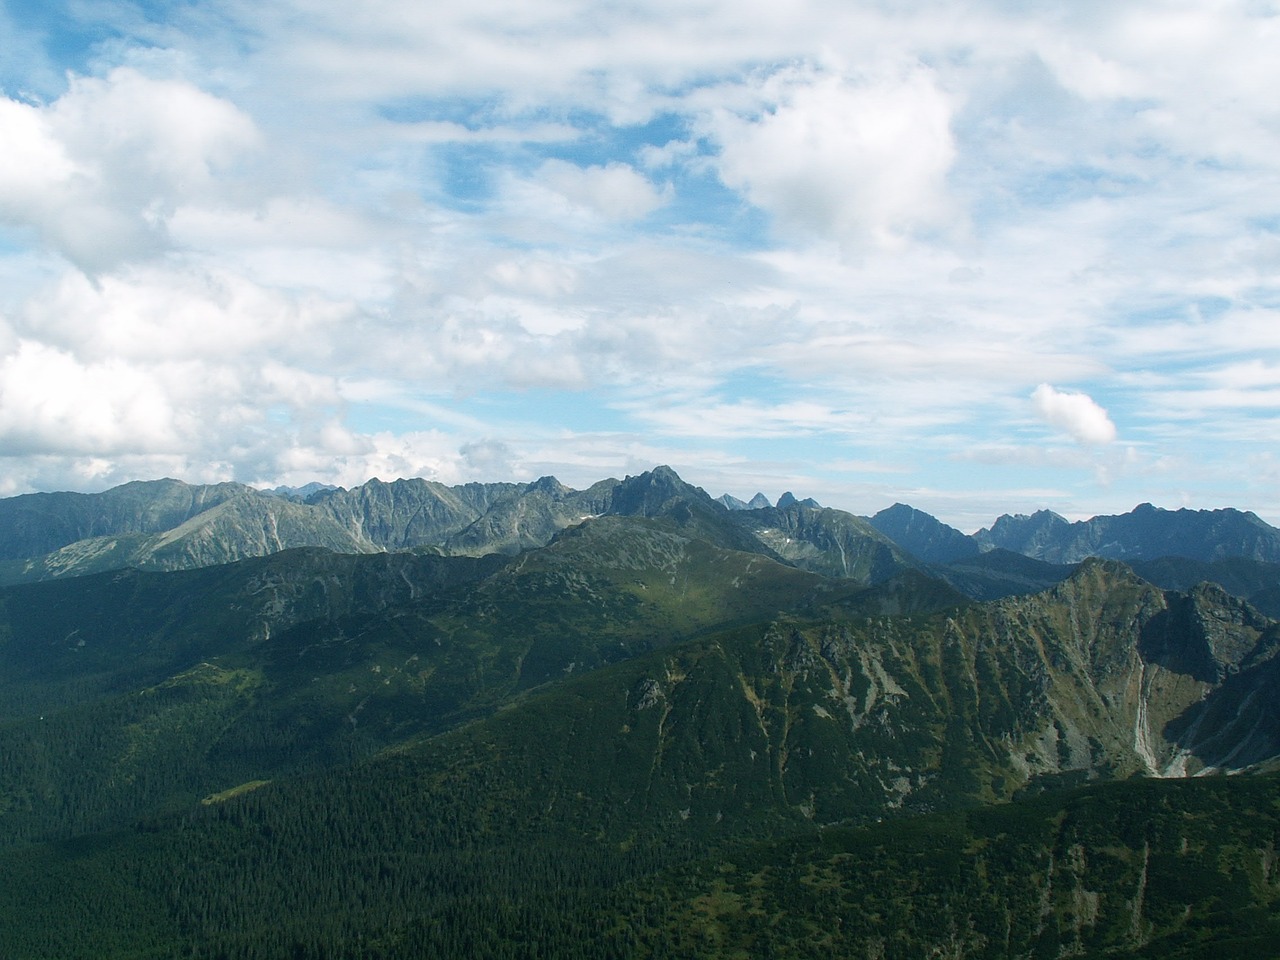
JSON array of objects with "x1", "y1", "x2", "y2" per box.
[{"x1": 591, "y1": 557, "x2": 1280, "y2": 831}]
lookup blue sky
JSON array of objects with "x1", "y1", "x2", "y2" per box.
[{"x1": 1, "y1": 0, "x2": 1279, "y2": 530}]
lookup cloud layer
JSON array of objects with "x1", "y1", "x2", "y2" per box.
[{"x1": 0, "y1": 1, "x2": 1277, "y2": 527}]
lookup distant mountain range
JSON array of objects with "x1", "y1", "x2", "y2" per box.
[
  {"x1": 4, "y1": 466, "x2": 1280, "y2": 609},
  {"x1": 973, "y1": 502, "x2": 1280, "y2": 563},
  {"x1": 4, "y1": 466, "x2": 1280, "y2": 956}
]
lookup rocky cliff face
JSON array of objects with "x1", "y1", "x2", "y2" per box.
[
  {"x1": 310, "y1": 477, "x2": 525, "y2": 549},
  {"x1": 732, "y1": 501, "x2": 914, "y2": 583},
  {"x1": 963, "y1": 559, "x2": 1280, "y2": 780}
]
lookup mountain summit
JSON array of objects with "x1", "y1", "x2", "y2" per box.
[{"x1": 868, "y1": 502, "x2": 980, "y2": 564}]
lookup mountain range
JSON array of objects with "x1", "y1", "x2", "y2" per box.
[
  {"x1": 5, "y1": 467, "x2": 1280, "y2": 600},
  {"x1": 2, "y1": 467, "x2": 1280, "y2": 957}
]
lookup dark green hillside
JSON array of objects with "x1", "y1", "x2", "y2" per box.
[
  {"x1": 0, "y1": 548, "x2": 506, "y2": 721},
  {"x1": 3, "y1": 492, "x2": 1280, "y2": 957},
  {"x1": 491, "y1": 515, "x2": 852, "y2": 642},
  {"x1": 2, "y1": 687, "x2": 1278, "y2": 958},
  {"x1": 4, "y1": 549, "x2": 1279, "y2": 851},
  {"x1": 936, "y1": 547, "x2": 1073, "y2": 600},
  {"x1": 0, "y1": 549, "x2": 507, "y2": 845},
  {"x1": 646, "y1": 772, "x2": 1280, "y2": 959},
  {"x1": 0, "y1": 520, "x2": 871, "y2": 847}
]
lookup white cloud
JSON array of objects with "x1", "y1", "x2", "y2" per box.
[
  {"x1": 534, "y1": 160, "x2": 669, "y2": 221},
  {"x1": 704, "y1": 65, "x2": 958, "y2": 249},
  {"x1": 0, "y1": 97, "x2": 78, "y2": 194},
  {"x1": 0, "y1": 340, "x2": 180, "y2": 454},
  {"x1": 1031, "y1": 383, "x2": 1117, "y2": 445},
  {"x1": 15, "y1": 265, "x2": 348, "y2": 364},
  {"x1": 1038, "y1": 4, "x2": 1280, "y2": 166},
  {"x1": 0, "y1": 68, "x2": 258, "y2": 271},
  {"x1": 0, "y1": 1, "x2": 1278, "y2": 527},
  {"x1": 630, "y1": 398, "x2": 863, "y2": 439}
]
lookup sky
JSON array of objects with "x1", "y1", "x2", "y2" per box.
[{"x1": 1, "y1": 0, "x2": 1278, "y2": 531}]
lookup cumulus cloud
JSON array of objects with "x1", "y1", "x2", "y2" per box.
[
  {"x1": 0, "y1": 259, "x2": 356, "y2": 481},
  {"x1": 1032, "y1": 384, "x2": 1117, "y2": 445},
  {"x1": 0, "y1": 340, "x2": 180, "y2": 454},
  {"x1": 0, "y1": 68, "x2": 258, "y2": 271},
  {"x1": 0, "y1": 331, "x2": 347, "y2": 462},
  {"x1": 534, "y1": 160, "x2": 669, "y2": 220},
  {"x1": 704, "y1": 65, "x2": 957, "y2": 249},
  {"x1": 14, "y1": 264, "x2": 348, "y2": 364}
]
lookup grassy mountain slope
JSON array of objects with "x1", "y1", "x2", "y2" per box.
[
  {"x1": 931, "y1": 547, "x2": 1074, "y2": 600},
  {"x1": 0, "y1": 479, "x2": 251, "y2": 561},
  {"x1": 0, "y1": 494, "x2": 380, "y2": 583}
]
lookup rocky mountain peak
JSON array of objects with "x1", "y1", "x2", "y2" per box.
[
  {"x1": 1139, "y1": 580, "x2": 1276, "y2": 683},
  {"x1": 1059, "y1": 555, "x2": 1148, "y2": 590},
  {"x1": 775, "y1": 492, "x2": 821, "y2": 509},
  {"x1": 525, "y1": 475, "x2": 569, "y2": 498},
  {"x1": 1039, "y1": 558, "x2": 1164, "y2": 635},
  {"x1": 974, "y1": 503, "x2": 1280, "y2": 564},
  {"x1": 869, "y1": 502, "x2": 980, "y2": 565},
  {"x1": 607, "y1": 466, "x2": 713, "y2": 517}
]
